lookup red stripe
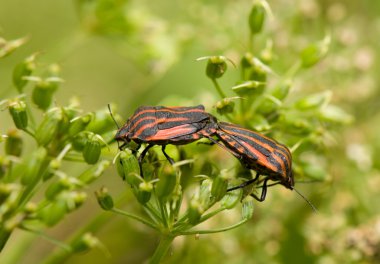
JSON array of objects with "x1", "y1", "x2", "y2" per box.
[{"x1": 145, "y1": 124, "x2": 198, "y2": 140}]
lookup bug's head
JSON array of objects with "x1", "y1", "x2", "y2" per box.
[
  {"x1": 107, "y1": 104, "x2": 132, "y2": 149},
  {"x1": 282, "y1": 170, "x2": 295, "y2": 190},
  {"x1": 114, "y1": 125, "x2": 132, "y2": 148}
]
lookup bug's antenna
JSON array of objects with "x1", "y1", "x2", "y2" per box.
[
  {"x1": 108, "y1": 104, "x2": 120, "y2": 129},
  {"x1": 294, "y1": 179, "x2": 323, "y2": 184},
  {"x1": 293, "y1": 187, "x2": 318, "y2": 213}
]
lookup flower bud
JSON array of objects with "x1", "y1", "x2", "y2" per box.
[
  {"x1": 294, "y1": 91, "x2": 332, "y2": 110},
  {"x1": 38, "y1": 199, "x2": 67, "y2": 226},
  {"x1": 249, "y1": 2, "x2": 266, "y2": 35},
  {"x1": 215, "y1": 98, "x2": 235, "y2": 115},
  {"x1": 48, "y1": 63, "x2": 61, "y2": 77},
  {"x1": 42, "y1": 158, "x2": 61, "y2": 181},
  {"x1": 300, "y1": 36, "x2": 330, "y2": 68},
  {"x1": 71, "y1": 132, "x2": 87, "y2": 151},
  {"x1": 65, "y1": 191, "x2": 87, "y2": 211},
  {"x1": 71, "y1": 233, "x2": 99, "y2": 253},
  {"x1": 135, "y1": 181, "x2": 153, "y2": 204},
  {"x1": 0, "y1": 37, "x2": 28, "y2": 58},
  {"x1": 95, "y1": 187, "x2": 114, "y2": 210},
  {"x1": 206, "y1": 56, "x2": 228, "y2": 79},
  {"x1": 198, "y1": 178, "x2": 213, "y2": 208},
  {"x1": 0, "y1": 183, "x2": 19, "y2": 204},
  {"x1": 242, "y1": 197, "x2": 254, "y2": 220},
  {"x1": 155, "y1": 169, "x2": 176, "y2": 200},
  {"x1": 232, "y1": 81, "x2": 263, "y2": 97},
  {"x1": 82, "y1": 134, "x2": 102, "y2": 164},
  {"x1": 32, "y1": 79, "x2": 59, "y2": 110},
  {"x1": 78, "y1": 160, "x2": 110, "y2": 184},
  {"x1": 45, "y1": 174, "x2": 78, "y2": 200},
  {"x1": 115, "y1": 149, "x2": 141, "y2": 186},
  {"x1": 221, "y1": 188, "x2": 242, "y2": 209},
  {"x1": 272, "y1": 79, "x2": 292, "y2": 100},
  {"x1": 211, "y1": 171, "x2": 229, "y2": 202},
  {"x1": 188, "y1": 199, "x2": 204, "y2": 225},
  {"x1": 8, "y1": 100, "x2": 28, "y2": 130},
  {"x1": 68, "y1": 113, "x2": 93, "y2": 137},
  {"x1": 35, "y1": 108, "x2": 63, "y2": 146},
  {"x1": 5, "y1": 129, "x2": 23, "y2": 157},
  {"x1": 13, "y1": 53, "x2": 37, "y2": 92},
  {"x1": 319, "y1": 105, "x2": 353, "y2": 124},
  {"x1": 260, "y1": 40, "x2": 273, "y2": 64},
  {"x1": 249, "y1": 60, "x2": 267, "y2": 83},
  {"x1": 21, "y1": 147, "x2": 47, "y2": 186},
  {"x1": 24, "y1": 202, "x2": 37, "y2": 215},
  {"x1": 241, "y1": 53, "x2": 253, "y2": 70},
  {"x1": 56, "y1": 107, "x2": 74, "y2": 136}
]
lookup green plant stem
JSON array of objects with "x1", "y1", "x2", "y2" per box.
[
  {"x1": 20, "y1": 226, "x2": 71, "y2": 251},
  {"x1": 111, "y1": 208, "x2": 158, "y2": 230},
  {"x1": 149, "y1": 235, "x2": 175, "y2": 264},
  {"x1": 177, "y1": 218, "x2": 249, "y2": 235},
  {"x1": 285, "y1": 60, "x2": 301, "y2": 78},
  {"x1": 23, "y1": 128, "x2": 35, "y2": 138},
  {"x1": 0, "y1": 229, "x2": 11, "y2": 252},
  {"x1": 0, "y1": 229, "x2": 35, "y2": 263},
  {"x1": 212, "y1": 79, "x2": 226, "y2": 99}
]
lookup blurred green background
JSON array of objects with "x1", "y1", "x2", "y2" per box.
[{"x1": 1, "y1": 0, "x2": 380, "y2": 263}]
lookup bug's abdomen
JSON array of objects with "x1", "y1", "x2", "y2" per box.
[{"x1": 216, "y1": 122, "x2": 292, "y2": 180}]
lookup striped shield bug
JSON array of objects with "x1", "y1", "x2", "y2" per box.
[
  {"x1": 204, "y1": 121, "x2": 316, "y2": 211},
  {"x1": 112, "y1": 105, "x2": 218, "y2": 174},
  {"x1": 209, "y1": 121, "x2": 294, "y2": 201}
]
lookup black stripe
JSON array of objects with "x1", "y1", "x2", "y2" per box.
[
  {"x1": 219, "y1": 122, "x2": 280, "y2": 149},
  {"x1": 131, "y1": 111, "x2": 157, "y2": 121},
  {"x1": 218, "y1": 131, "x2": 259, "y2": 160},
  {"x1": 274, "y1": 150, "x2": 291, "y2": 177},
  {"x1": 131, "y1": 118, "x2": 157, "y2": 139},
  {"x1": 157, "y1": 117, "x2": 207, "y2": 130},
  {"x1": 218, "y1": 127, "x2": 272, "y2": 157},
  {"x1": 217, "y1": 128, "x2": 286, "y2": 177},
  {"x1": 156, "y1": 111, "x2": 209, "y2": 125}
]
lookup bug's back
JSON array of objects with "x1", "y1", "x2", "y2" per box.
[
  {"x1": 216, "y1": 122, "x2": 293, "y2": 182},
  {"x1": 115, "y1": 105, "x2": 212, "y2": 144}
]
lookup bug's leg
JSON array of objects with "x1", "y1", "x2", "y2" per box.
[
  {"x1": 138, "y1": 144, "x2": 154, "y2": 177},
  {"x1": 227, "y1": 173, "x2": 261, "y2": 192},
  {"x1": 132, "y1": 143, "x2": 141, "y2": 155},
  {"x1": 161, "y1": 145, "x2": 175, "y2": 165},
  {"x1": 250, "y1": 178, "x2": 269, "y2": 202},
  {"x1": 119, "y1": 141, "x2": 128, "y2": 150}
]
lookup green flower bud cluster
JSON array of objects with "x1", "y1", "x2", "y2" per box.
[
  {"x1": 108, "y1": 154, "x2": 253, "y2": 238},
  {"x1": 0, "y1": 43, "x2": 116, "y2": 253}
]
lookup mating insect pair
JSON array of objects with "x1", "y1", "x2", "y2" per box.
[{"x1": 112, "y1": 105, "x2": 294, "y2": 202}]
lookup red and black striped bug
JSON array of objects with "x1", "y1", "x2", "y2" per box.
[
  {"x1": 209, "y1": 122, "x2": 316, "y2": 211},
  {"x1": 207, "y1": 121, "x2": 294, "y2": 201},
  {"x1": 113, "y1": 105, "x2": 218, "y2": 173}
]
